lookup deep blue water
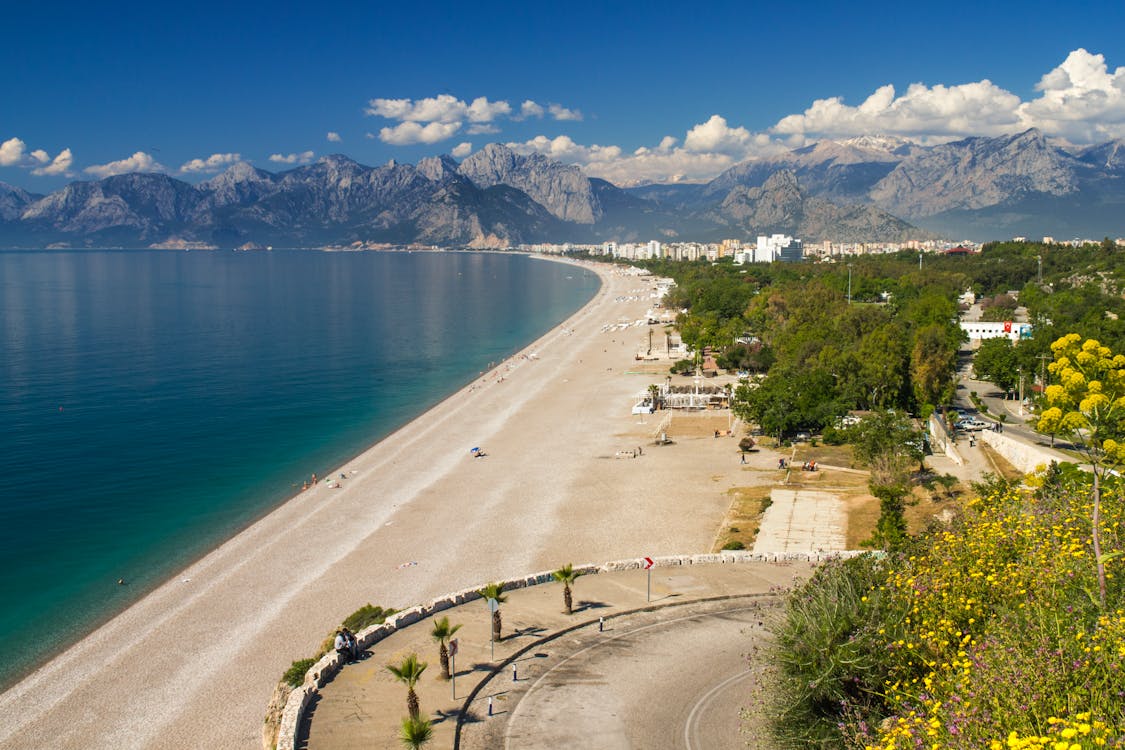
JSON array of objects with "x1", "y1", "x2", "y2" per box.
[{"x1": 0, "y1": 249, "x2": 598, "y2": 689}]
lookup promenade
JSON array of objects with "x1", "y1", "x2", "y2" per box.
[{"x1": 300, "y1": 559, "x2": 822, "y2": 750}]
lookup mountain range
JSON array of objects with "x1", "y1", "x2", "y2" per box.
[{"x1": 2, "y1": 129, "x2": 1123, "y2": 249}]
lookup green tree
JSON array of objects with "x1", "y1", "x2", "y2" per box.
[
  {"x1": 973, "y1": 337, "x2": 1022, "y2": 395},
  {"x1": 476, "y1": 582, "x2": 508, "y2": 642},
  {"x1": 430, "y1": 617, "x2": 462, "y2": 680},
  {"x1": 911, "y1": 323, "x2": 959, "y2": 410},
  {"x1": 552, "y1": 563, "x2": 582, "y2": 615},
  {"x1": 398, "y1": 715, "x2": 433, "y2": 749},
  {"x1": 851, "y1": 411, "x2": 923, "y2": 550},
  {"x1": 386, "y1": 653, "x2": 428, "y2": 719},
  {"x1": 855, "y1": 323, "x2": 909, "y2": 409},
  {"x1": 1037, "y1": 333, "x2": 1125, "y2": 608},
  {"x1": 733, "y1": 366, "x2": 840, "y2": 440}
]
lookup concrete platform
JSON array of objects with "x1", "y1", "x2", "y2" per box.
[{"x1": 752, "y1": 489, "x2": 846, "y2": 554}]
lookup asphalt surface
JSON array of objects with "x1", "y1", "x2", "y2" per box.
[{"x1": 459, "y1": 597, "x2": 782, "y2": 750}]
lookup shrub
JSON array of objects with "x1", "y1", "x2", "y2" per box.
[
  {"x1": 721, "y1": 540, "x2": 745, "y2": 550},
  {"x1": 282, "y1": 658, "x2": 317, "y2": 688},
  {"x1": 770, "y1": 472, "x2": 1125, "y2": 749},
  {"x1": 821, "y1": 426, "x2": 847, "y2": 445},
  {"x1": 670, "y1": 358, "x2": 695, "y2": 375},
  {"x1": 343, "y1": 604, "x2": 394, "y2": 633}
]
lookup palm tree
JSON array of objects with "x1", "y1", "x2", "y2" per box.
[
  {"x1": 648, "y1": 383, "x2": 661, "y2": 411},
  {"x1": 476, "y1": 582, "x2": 507, "y2": 642},
  {"x1": 552, "y1": 563, "x2": 582, "y2": 614},
  {"x1": 398, "y1": 715, "x2": 433, "y2": 749},
  {"x1": 430, "y1": 616, "x2": 462, "y2": 680},
  {"x1": 386, "y1": 653, "x2": 427, "y2": 719}
]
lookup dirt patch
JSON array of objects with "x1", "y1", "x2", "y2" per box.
[
  {"x1": 623, "y1": 363, "x2": 676, "y2": 376},
  {"x1": 792, "y1": 443, "x2": 857, "y2": 469},
  {"x1": 843, "y1": 492, "x2": 880, "y2": 548},
  {"x1": 713, "y1": 486, "x2": 774, "y2": 551},
  {"x1": 669, "y1": 413, "x2": 735, "y2": 439},
  {"x1": 981, "y1": 443, "x2": 1023, "y2": 481}
]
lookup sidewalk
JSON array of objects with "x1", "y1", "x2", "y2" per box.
[{"x1": 299, "y1": 560, "x2": 817, "y2": 749}]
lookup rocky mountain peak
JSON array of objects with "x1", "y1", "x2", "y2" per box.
[
  {"x1": 458, "y1": 142, "x2": 602, "y2": 224},
  {"x1": 417, "y1": 154, "x2": 462, "y2": 183}
]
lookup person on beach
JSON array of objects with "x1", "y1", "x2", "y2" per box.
[{"x1": 334, "y1": 630, "x2": 349, "y2": 663}]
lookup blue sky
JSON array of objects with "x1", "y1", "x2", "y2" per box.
[{"x1": 3, "y1": 0, "x2": 1125, "y2": 190}]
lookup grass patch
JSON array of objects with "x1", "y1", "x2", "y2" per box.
[
  {"x1": 282, "y1": 658, "x2": 317, "y2": 688},
  {"x1": 714, "y1": 486, "x2": 773, "y2": 551},
  {"x1": 343, "y1": 604, "x2": 394, "y2": 633}
]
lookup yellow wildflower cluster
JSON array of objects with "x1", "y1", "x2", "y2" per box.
[
  {"x1": 862, "y1": 483, "x2": 1124, "y2": 749},
  {"x1": 992, "y1": 713, "x2": 1117, "y2": 749}
]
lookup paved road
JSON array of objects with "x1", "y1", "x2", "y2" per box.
[{"x1": 459, "y1": 598, "x2": 781, "y2": 750}]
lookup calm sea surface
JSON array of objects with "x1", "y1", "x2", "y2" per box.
[{"x1": 0, "y1": 249, "x2": 599, "y2": 689}]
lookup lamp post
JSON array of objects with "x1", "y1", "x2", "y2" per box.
[{"x1": 846, "y1": 264, "x2": 853, "y2": 305}]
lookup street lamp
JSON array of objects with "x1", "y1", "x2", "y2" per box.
[{"x1": 847, "y1": 264, "x2": 853, "y2": 305}]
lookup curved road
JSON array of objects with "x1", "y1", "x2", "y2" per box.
[{"x1": 459, "y1": 599, "x2": 780, "y2": 750}]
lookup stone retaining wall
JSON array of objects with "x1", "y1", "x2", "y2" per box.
[
  {"x1": 978, "y1": 429, "x2": 1061, "y2": 475},
  {"x1": 928, "y1": 413, "x2": 964, "y2": 466},
  {"x1": 271, "y1": 550, "x2": 866, "y2": 750}
]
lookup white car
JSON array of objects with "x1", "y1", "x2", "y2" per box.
[{"x1": 957, "y1": 418, "x2": 990, "y2": 431}]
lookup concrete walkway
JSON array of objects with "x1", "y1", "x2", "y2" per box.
[
  {"x1": 752, "y1": 489, "x2": 846, "y2": 554},
  {"x1": 299, "y1": 561, "x2": 816, "y2": 749}
]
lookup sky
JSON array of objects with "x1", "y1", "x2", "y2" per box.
[{"x1": 3, "y1": 0, "x2": 1125, "y2": 192}]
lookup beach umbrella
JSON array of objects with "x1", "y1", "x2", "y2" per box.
[{"x1": 470, "y1": 447, "x2": 480, "y2": 453}]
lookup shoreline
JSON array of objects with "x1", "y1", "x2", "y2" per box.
[{"x1": 0, "y1": 256, "x2": 747, "y2": 749}]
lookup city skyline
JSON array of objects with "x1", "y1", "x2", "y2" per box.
[{"x1": 3, "y1": 0, "x2": 1125, "y2": 190}]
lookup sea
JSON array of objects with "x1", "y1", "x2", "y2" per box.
[{"x1": 0, "y1": 248, "x2": 599, "y2": 690}]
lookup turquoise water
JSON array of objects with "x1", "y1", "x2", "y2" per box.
[{"x1": 0, "y1": 249, "x2": 599, "y2": 689}]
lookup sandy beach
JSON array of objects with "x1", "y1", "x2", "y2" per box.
[{"x1": 0, "y1": 258, "x2": 759, "y2": 749}]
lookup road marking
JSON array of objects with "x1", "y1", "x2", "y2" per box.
[
  {"x1": 500, "y1": 604, "x2": 772, "y2": 750},
  {"x1": 683, "y1": 667, "x2": 754, "y2": 750}
]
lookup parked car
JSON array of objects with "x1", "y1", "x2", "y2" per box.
[
  {"x1": 794, "y1": 431, "x2": 811, "y2": 441},
  {"x1": 957, "y1": 418, "x2": 990, "y2": 431}
]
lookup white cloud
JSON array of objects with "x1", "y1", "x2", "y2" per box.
[
  {"x1": 268, "y1": 151, "x2": 315, "y2": 165},
  {"x1": 365, "y1": 94, "x2": 511, "y2": 124},
  {"x1": 679, "y1": 113, "x2": 769, "y2": 152},
  {"x1": 1019, "y1": 48, "x2": 1125, "y2": 142},
  {"x1": 326, "y1": 131, "x2": 342, "y2": 143},
  {"x1": 365, "y1": 132, "x2": 376, "y2": 139},
  {"x1": 767, "y1": 49, "x2": 1125, "y2": 144},
  {"x1": 511, "y1": 131, "x2": 747, "y2": 185},
  {"x1": 179, "y1": 152, "x2": 242, "y2": 174},
  {"x1": 0, "y1": 137, "x2": 27, "y2": 166},
  {"x1": 520, "y1": 100, "x2": 545, "y2": 119},
  {"x1": 31, "y1": 148, "x2": 73, "y2": 176},
  {"x1": 466, "y1": 123, "x2": 500, "y2": 135},
  {"x1": 379, "y1": 121, "x2": 462, "y2": 145},
  {"x1": 548, "y1": 104, "x2": 583, "y2": 121},
  {"x1": 84, "y1": 151, "x2": 165, "y2": 178},
  {"x1": 1, "y1": 138, "x2": 75, "y2": 176},
  {"x1": 452, "y1": 142, "x2": 473, "y2": 158},
  {"x1": 364, "y1": 93, "x2": 582, "y2": 145}
]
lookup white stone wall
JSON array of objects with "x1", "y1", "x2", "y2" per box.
[{"x1": 978, "y1": 429, "x2": 1061, "y2": 475}]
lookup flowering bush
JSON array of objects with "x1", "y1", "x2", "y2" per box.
[{"x1": 770, "y1": 467, "x2": 1124, "y2": 749}]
